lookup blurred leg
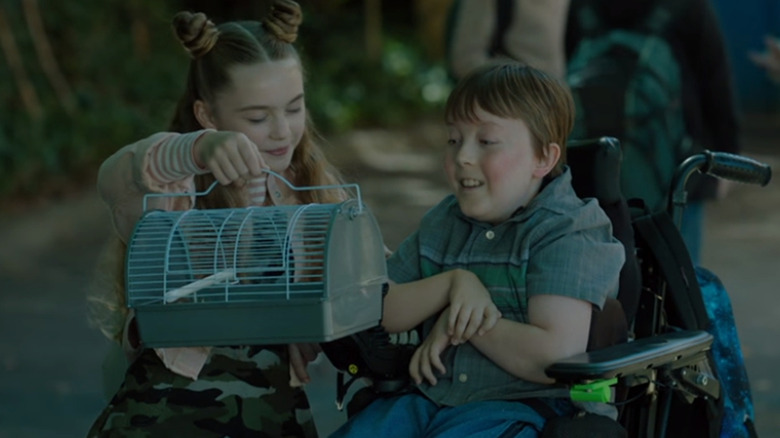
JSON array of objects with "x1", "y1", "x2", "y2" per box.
[
  {"x1": 425, "y1": 399, "x2": 552, "y2": 438},
  {"x1": 330, "y1": 392, "x2": 436, "y2": 438}
]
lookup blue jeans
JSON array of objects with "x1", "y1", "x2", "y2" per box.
[{"x1": 330, "y1": 392, "x2": 569, "y2": 438}]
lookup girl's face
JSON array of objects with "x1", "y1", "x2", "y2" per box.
[
  {"x1": 205, "y1": 58, "x2": 306, "y2": 174},
  {"x1": 444, "y1": 105, "x2": 557, "y2": 224}
]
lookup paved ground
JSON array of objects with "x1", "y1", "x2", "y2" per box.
[{"x1": 0, "y1": 118, "x2": 778, "y2": 437}]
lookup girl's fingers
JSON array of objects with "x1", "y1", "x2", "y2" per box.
[
  {"x1": 296, "y1": 342, "x2": 320, "y2": 362},
  {"x1": 288, "y1": 344, "x2": 310, "y2": 383},
  {"x1": 223, "y1": 141, "x2": 250, "y2": 177},
  {"x1": 213, "y1": 154, "x2": 242, "y2": 184},
  {"x1": 204, "y1": 133, "x2": 266, "y2": 183},
  {"x1": 231, "y1": 159, "x2": 250, "y2": 180},
  {"x1": 210, "y1": 167, "x2": 230, "y2": 186},
  {"x1": 238, "y1": 139, "x2": 265, "y2": 176}
]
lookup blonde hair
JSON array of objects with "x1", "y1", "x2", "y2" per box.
[
  {"x1": 88, "y1": 1, "x2": 345, "y2": 342},
  {"x1": 445, "y1": 62, "x2": 575, "y2": 177}
]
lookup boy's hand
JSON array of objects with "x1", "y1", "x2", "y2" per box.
[
  {"x1": 409, "y1": 309, "x2": 452, "y2": 386},
  {"x1": 193, "y1": 131, "x2": 267, "y2": 186},
  {"x1": 448, "y1": 270, "x2": 501, "y2": 344}
]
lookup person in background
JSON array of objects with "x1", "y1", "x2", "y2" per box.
[
  {"x1": 86, "y1": 1, "x2": 344, "y2": 436},
  {"x1": 447, "y1": 0, "x2": 571, "y2": 81},
  {"x1": 566, "y1": 0, "x2": 741, "y2": 264}
]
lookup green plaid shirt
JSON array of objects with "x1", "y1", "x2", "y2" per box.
[{"x1": 387, "y1": 168, "x2": 624, "y2": 406}]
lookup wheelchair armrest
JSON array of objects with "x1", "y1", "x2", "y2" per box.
[{"x1": 545, "y1": 330, "x2": 713, "y2": 382}]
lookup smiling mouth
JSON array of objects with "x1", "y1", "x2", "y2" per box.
[
  {"x1": 459, "y1": 178, "x2": 484, "y2": 189},
  {"x1": 264, "y1": 147, "x2": 289, "y2": 157}
]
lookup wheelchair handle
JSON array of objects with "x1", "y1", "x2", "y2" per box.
[
  {"x1": 700, "y1": 150, "x2": 771, "y2": 186},
  {"x1": 669, "y1": 150, "x2": 773, "y2": 227}
]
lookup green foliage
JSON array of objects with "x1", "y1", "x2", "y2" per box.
[
  {"x1": 0, "y1": 0, "x2": 449, "y2": 200},
  {"x1": 304, "y1": 37, "x2": 450, "y2": 133},
  {"x1": 298, "y1": 4, "x2": 451, "y2": 133},
  {"x1": 0, "y1": 0, "x2": 183, "y2": 198}
]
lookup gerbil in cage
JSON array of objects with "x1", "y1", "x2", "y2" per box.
[{"x1": 125, "y1": 172, "x2": 387, "y2": 348}]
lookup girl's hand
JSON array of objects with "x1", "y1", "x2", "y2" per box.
[
  {"x1": 409, "y1": 308, "x2": 452, "y2": 386},
  {"x1": 193, "y1": 131, "x2": 267, "y2": 185},
  {"x1": 288, "y1": 342, "x2": 321, "y2": 384},
  {"x1": 448, "y1": 270, "x2": 502, "y2": 345}
]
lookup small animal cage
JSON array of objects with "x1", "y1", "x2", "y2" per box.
[{"x1": 125, "y1": 174, "x2": 387, "y2": 348}]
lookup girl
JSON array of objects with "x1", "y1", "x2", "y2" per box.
[{"x1": 87, "y1": 1, "x2": 343, "y2": 436}]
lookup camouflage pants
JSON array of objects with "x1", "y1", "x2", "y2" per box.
[{"x1": 87, "y1": 345, "x2": 317, "y2": 437}]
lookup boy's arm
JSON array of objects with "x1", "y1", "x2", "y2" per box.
[
  {"x1": 382, "y1": 269, "x2": 501, "y2": 335},
  {"x1": 382, "y1": 270, "x2": 465, "y2": 333},
  {"x1": 467, "y1": 293, "x2": 592, "y2": 384},
  {"x1": 465, "y1": 200, "x2": 623, "y2": 384}
]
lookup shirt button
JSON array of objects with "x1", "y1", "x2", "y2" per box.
[
  {"x1": 458, "y1": 373, "x2": 468, "y2": 383},
  {"x1": 485, "y1": 230, "x2": 495, "y2": 240}
]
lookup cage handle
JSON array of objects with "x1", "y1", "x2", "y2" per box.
[{"x1": 143, "y1": 169, "x2": 363, "y2": 213}]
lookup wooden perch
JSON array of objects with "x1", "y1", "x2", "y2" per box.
[{"x1": 164, "y1": 269, "x2": 236, "y2": 303}]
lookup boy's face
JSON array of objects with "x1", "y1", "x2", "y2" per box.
[{"x1": 445, "y1": 105, "x2": 554, "y2": 224}]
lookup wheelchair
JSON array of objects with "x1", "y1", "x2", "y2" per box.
[{"x1": 321, "y1": 137, "x2": 772, "y2": 437}]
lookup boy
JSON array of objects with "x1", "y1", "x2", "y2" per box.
[{"x1": 333, "y1": 62, "x2": 625, "y2": 437}]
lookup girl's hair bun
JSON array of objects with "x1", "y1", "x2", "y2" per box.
[
  {"x1": 263, "y1": 0, "x2": 303, "y2": 44},
  {"x1": 172, "y1": 11, "x2": 220, "y2": 58}
]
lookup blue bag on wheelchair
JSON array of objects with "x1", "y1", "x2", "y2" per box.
[{"x1": 696, "y1": 267, "x2": 758, "y2": 438}]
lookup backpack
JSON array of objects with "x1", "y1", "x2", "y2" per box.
[{"x1": 567, "y1": 3, "x2": 694, "y2": 212}]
